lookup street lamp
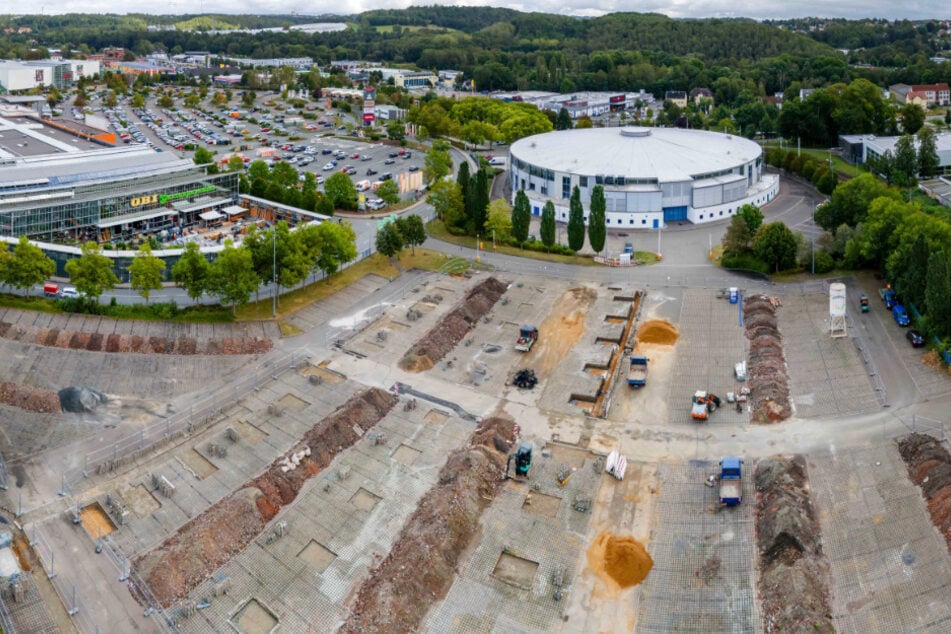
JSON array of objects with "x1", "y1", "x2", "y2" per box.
[{"x1": 271, "y1": 226, "x2": 277, "y2": 318}]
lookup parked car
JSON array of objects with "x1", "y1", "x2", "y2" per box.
[
  {"x1": 366, "y1": 168, "x2": 378, "y2": 176},
  {"x1": 322, "y1": 161, "x2": 336, "y2": 171},
  {"x1": 360, "y1": 154, "x2": 372, "y2": 161},
  {"x1": 408, "y1": 165, "x2": 420, "y2": 172},
  {"x1": 906, "y1": 329, "x2": 925, "y2": 347},
  {"x1": 384, "y1": 158, "x2": 395, "y2": 164}
]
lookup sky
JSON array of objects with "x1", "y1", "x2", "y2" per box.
[{"x1": 32, "y1": 0, "x2": 946, "y2": 21}]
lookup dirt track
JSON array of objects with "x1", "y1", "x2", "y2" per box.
[
  {"x1": 133, "y1": 387, "x2": 398, "y2": 606},
  {"x1": 342, "y1": 415, "x2": 516, "y2": 633}
]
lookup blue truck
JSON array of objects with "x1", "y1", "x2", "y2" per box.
[
  {"x1": 718, "y1": 457, "x2": 743, "y2": 506},
  {"x1": 627, "y1": 356, "x2": 648, "y2": 387},
  {"x1": 892, "y1": 303, "x2": 910, "y2": 327},
  {"x1": 879, "y1": 288, "x2": 896, "y2": 309}
]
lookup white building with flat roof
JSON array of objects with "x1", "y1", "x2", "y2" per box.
[{"x1": 509, "y1": 127, "x2": 779, "y2": 227}]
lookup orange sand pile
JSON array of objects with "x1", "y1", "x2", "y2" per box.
[
  {"x1": 636, "y1": 320, "x2": 678, "y2": 346},
  {"x1": 587, "y1": 531, "x2": 653, "y2": 589}
]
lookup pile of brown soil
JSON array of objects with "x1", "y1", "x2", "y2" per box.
[
  {"x1": 754, "y1": 456, "x2": 833, "y2": 632},
  {"x1": 897, "y1": 434, "x2": 951, "y2": 549},
  {"x1": 636, "y1": 320, "x2": 678, "y2": 346},
  {"x1": 586, "y1": 532, "x2": 653, "y2": 590},
  {"x1": 399, "y1": 277, "x2": 508, "y2": 372},
  {"x1": 0, "y1": 381, "x2": 61, "y2": 413},
  {"x1": 743, "y1": 295, "x2": 791, "y2": 423},
  {"x1": 133, "y1": 387, "x2": 398, "y2": 606},
  {"x1": 342, "y1": 415, "x2": 516, "y2": 633}
]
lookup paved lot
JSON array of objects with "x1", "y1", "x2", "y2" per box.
[
  {"x1": 424, "y1": 444, "x2": 604, "y2": 633},
  {"x1": 635, "y1": 461, "x2": 758, "y2": 633},
  {"x1": 809, "y1": 444, "x2": 951, "y2": 633},
  {"x1": 780, "y1": 292, "x2": 881, "y2": 418},
  {"x1": 665, "y1": 289, "x2": 749, "y2": 426}
]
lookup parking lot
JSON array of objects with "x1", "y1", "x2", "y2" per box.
[{"x1": 83, "y1": 88, "x2": 425, "y2": 213}]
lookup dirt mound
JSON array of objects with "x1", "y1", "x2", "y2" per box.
[
  {"x1": 636, "y1": 320, "x2": 678, "y2": 346},
  {"x1": 587, "y1": 532, "x2": 652, "y2": 590},
  {"x1": 0, "y1": 381, "x2": 61, "y2": 413},
  {"x1": 399, "y1": 277, "x2": 508, "y2": 372},
  {"x1": 743, "y1": 295, "x2": 791, "y2": 423},
  {"x1": 754, "y1": 456, "x2": 833, "y2": 632},
  {"x1": 897, "y1": 434, "x2": 951, "y2": 549},
  {"x1": 134, "y1": 387, "x2": 398, "y2": 606},
  {"x1": 0, "y1": 319, "x2": 271, "y2": 355},
  {"x1": 342, "y1": 415, "x2": 516, "y2": 633}
]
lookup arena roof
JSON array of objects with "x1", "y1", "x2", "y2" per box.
[{"x1": 510, "y1": 127, "x2": 762, "y2": 183}]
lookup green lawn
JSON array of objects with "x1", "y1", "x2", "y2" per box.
[{"x1": 426, "y1": 220, "x2": 603, "y2": 266}]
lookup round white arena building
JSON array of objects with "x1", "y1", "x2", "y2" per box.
[{"x1": 508, "y1": 126, "x2": 779, "y2": 228}]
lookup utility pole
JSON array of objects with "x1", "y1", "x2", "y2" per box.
[{"x1": 271, "y1": 226, "x2": 277, "y2": 318}]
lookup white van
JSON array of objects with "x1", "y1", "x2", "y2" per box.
[
  {"x1": 488, "y1": 156, "x2": 507, "y2": 167},
  {"x1": 61, "y1": 287, "x2": 81, "y2": 298},
  {"x1": 355, "y1": 179, "x2": 371, "y2": 192}
]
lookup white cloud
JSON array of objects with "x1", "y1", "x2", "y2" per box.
[{"x1": 37, "y1": 0, "x2": 943, "y2": 20}]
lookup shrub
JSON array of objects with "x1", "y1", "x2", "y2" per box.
[
  {"x1": 721, "y1": 252, "x2": 770, "y2": 274},
  {"x1": 812, "y1": 250, "x2": 836, "y2": 274}
]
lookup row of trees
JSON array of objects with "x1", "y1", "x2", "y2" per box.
[
  {"x1": 374, "y1": 215, "x2": 427, "y2": 257},
  {"x1": 0, "y1": 220, "x2": 357, "y2": 314}
]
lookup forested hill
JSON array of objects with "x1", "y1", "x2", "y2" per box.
[{"x1": 354, "y1": 8, "x2": 836, "y2": 63}]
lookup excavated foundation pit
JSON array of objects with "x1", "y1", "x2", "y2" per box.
[{"x1": 492, "y1": 552, "x2": 540, "y2": 589}]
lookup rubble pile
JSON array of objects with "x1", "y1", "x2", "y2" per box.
[
  {"x1": 512, "y1": 369, "x2": 538, "y2": 389},
  {"x1": 743, "y1": 295, "x2": 791, "y2": 423},
  {"x1": 897, "y1": 434, "x2": 951, "y2": 549},
  {"x1": 134, "y1": 387, "x2": 398, "y2": 606},
  {"x1": 0, "y1": 321, "x2": 270, "y2": 354},
  {"x1": 343, "y1": 416, "x2": 516, "y2": 633},
  {"x1": 0, "y1": 381, "x2": 61, "y2": 413},
  {"x1": 399, "y1": 277, "x2": 508, "y2": 373},
  {"x1": 754, "y1": 456, "x2": 833, "y2": 632}
]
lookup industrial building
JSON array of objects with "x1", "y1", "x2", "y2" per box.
[
  {"x1": 509, "y1": 127, "x2": 778, "y2": 227},
  {"x1": 839, "y1": 132, "x2": 951, "y2": 174},
  {"x1": 0, "y1": 59, "x2": 100, "y2": 92}
]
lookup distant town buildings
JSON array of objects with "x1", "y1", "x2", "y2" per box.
[{"x1": 889, "y1": 83, "x2": 951, "y2": 107}]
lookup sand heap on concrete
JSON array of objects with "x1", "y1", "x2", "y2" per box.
[
  {"x1": 898, "y1": 434, "x2": 951, "y2": 549},
  {"x1": 134, "y1": 387, "x2": 398, "y2": 607},
  {"x1": 754, "y1": 456, "x2": 833, "y2": 632},
  {"x1": 0, "y1": 381, "x2": 61, "y2": 413},
  {"x1": 587, "y1": 532, "x2": 653, "y2": 590},
  {"x1": 399, "y1": 277, "x2": 508, "y2": 372},
  {"x1": 636, "y1": 319, "x2": 678, "y2": 346},
  {"x1": 342, "y1": 415, "x2": 516, "y2": 633},
  {"x1": 743, "y1": 295, "x2": 791, "y2": 423}
]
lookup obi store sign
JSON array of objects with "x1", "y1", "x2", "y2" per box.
[{"x1": 129, "y1": 186, "x2": 216, "y2": 207}]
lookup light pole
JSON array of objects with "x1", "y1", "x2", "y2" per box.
[{"x1": 271, "y1": 226, "x2": 277, "y2": 318}]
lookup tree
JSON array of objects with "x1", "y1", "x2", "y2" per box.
[
  {"x1": 540, "y1": 201, "x2": 556, "y2": 250},
  {"x1": 207, "y1": 240, "x2": 258, "y2": 315},
  {"x1": 891, "y1": 134, "x2": 918, "y2": 186},
  {"x1": 917, "y1": 126, "x2": 940, "y2": 179},
  {"x1": 65, "y1": 241, "x2": 119, "y2": 301},
  {"x1": 576, "y1": 115, "x2": 593, "y2": 129},
  {"x1": 722, "y1": 215, "x2": 753, "y2": 255},
  {"x1": 485, "y1": 199, "x2": 513, "y2": 244},
  {"x1": 324, "y1": 172, "x2": 358, "y2": 210},
  {"x1": 127, "y1": 243, "x2": 166, "y2": 304},
  {"x1": 423, "y1": 139, "x2": 453, "y2": 184},
  {"x1": 427, "y1": 180, "x2": 465, "y2": 229},
  {"x1": 896, "y1": 233, "x2": 929, "y2": 310},
  {"x1": 4, "y1": 236, "x2": 55, "y2": 296},
  {"x1": 171, "y1": 241, "x2": 211, "y2": 302},
  {"x1": 386, "y1": 120, "x2": 405, "y2": 141},
  {"x1": 567, "y1": 185, "x2": 585, "y2": 251},
  {"x1": 555, "y1": 107, "x2": 573, "y2": 130},
  {"x1": 376, "y1": 180, "x2": 400, "y2": 204},
  {"x1": 395, "y1": 215, "x2": 427, "y2": 254},
  {"x1": 468, "y1": 168, "x2": 489, "y2": 235},
  {"x1": 131, "y1": 92, "x2": 145, "y2": 108},
  {"x1": 900, "y1": 103, "x2": 925, "y2": 135},
  {"x1": 375, "y1": 222, "x2": 404, "y2": 257},
  {"x1": 511, "y1": 189, "x2": 531, "y2": 243},
  {"x1": 738, "y1": 204, "x2": 764, "y2": 235},
  {"x1": 588, "y1": 185, "x2": 606, "y2": 254},
  {"x1": 753, "y1": 222, "x2": 798, "y2": 273},
  {"x1": 926, "y1": 250, "x2": 951, "y2": 337},
  {"x1": 815, "y1": 173, "x2": 898, "y2": 230},
  {"x1": 227, "y1": 155, "x2": 244, "y2": 173}
]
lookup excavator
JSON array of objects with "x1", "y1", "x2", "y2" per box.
[
  {"x1": 505, "y1": 443, "x2": 533, "y2": 481},
  {"x1": 691, "y1": 390, "x2": 722, "y2": 421}
]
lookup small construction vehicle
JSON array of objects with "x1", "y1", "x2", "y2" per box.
[
  {"x1": 691, "y1": 390, "x2": 721, "y2": 421},
  {"x1": 505, "y1": 443, "x2": 533, "y2": 481},
  {"x1": 718, "y1": 457, "x2": 743, "y2": 506},
  {"x1": 627, "y1": 356, "x2": 648, "y2": 388},
  {"x1": 515, "y1": 326, "x2": 538, "y2": 352},
  {"x1": 859, "y1": 293, "x2": 869, "y2": 313}
]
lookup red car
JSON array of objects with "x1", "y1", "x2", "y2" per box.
[{"x1": 350, "y1": 153, "x2": 360, "y2": 159}]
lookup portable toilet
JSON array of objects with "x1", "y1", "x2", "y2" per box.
[{"x1": 729, "y1": 287, "x2": 739, "y2": 304}]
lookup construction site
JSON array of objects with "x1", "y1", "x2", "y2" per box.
[{"x1": 0, "y1": 266, "x2": 949, "y2": 634}]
